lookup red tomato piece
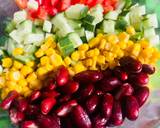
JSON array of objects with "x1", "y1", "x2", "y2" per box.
[
  {"x1": 47, "y1": 7, "x2": 58, "y2": 16},
  {"x1": 51, "y1": 0, "x2": 59, "y2": 6},
  {"x1": 71, "y1": 0, "x2": 82, "y2": 5},
  {"x1": 15, "y1": 0, "x2": 27, "y2": 9},
  {"x1": 35, "y1": 0, "x2": 44, "y2": 5},
  {"x1": 58, "y1": 0, "x2": 72, "y2": 12},
  {"x1": 103, "y1": 5, "x2": 113, "y2": 13},
  {"x1": 37, "y1": 6, "x2": 48, "y2": 20}
]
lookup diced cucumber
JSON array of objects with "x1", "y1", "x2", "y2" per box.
[
  {"x1": 130, "y1": 32, "x2": 143, "y2": 41},
  {"x1": 5, "y1": 20, "x2": 16, "y2": 33},
  {"x1": 75, "y1": 28, "x2": 85, "y2": 37},
  {"x1": 96, "y1": 28, "x2": 104, "y2": 34},
  {"x1": 85, "y1": 31, "x2": 94, "y2": 42},
  {"x1": 81, "y1": 36, "x2": 87, "y2": 43},
  {"x1": 143, "y1": 14, "x2": 158, "y2": 28},
  {"x1": 68, "y1": 32, "x2": 83, "y2": 48},
  {"x1": 67, "y1": 20, "x2": 82, "y2": 29},
  {"x1": 104, "y1": 11, "x2": 119, "y2": 20},
  {"x1": 43, "y1": 20, "x2": 52, "y2": 33},
  {"x1": 52, "y1": 13, "x2": 74, "y2": 36},
  {"x1": 0, "y1": 35, "x2": 9, "y2": 47},
  {"x1": 102, "y1": 20, "x2": 116, "y2": 34},
  {"x1": 9, "y1": 30, "x2": 23, "y2": 43},
  {"x1": 65, "y1": 4, "x2": 88, "y2": 20},
  {"x1": 14, "y1": 54, "x2": 36, "y2": 64},
  {"x1": 24, "y1": 45, "x2": 38, "y2": 54},
  {"x1": 7, "y1": 39, "x2": 16, "y2": 56},
  {"x1": 89, "y1": 4, "x2": 104, "y2": 25},
  {"x1": 148, "y1": 35, "x2": 160, "y2": 46},
  {"x1": 83, "y1": 15, "x2": 95, "y2": 24},
  {"x1": 24, "y1": 33, "x2": 44, "y2": 46},
  {"x1": 130, "y1": 5, "x2": 146, "y2": 16},
  {"x1": 27, "y1": 0, "x2": 39, "y2": 10},
  {"x1": 58, "y1": 36, "x2": 73, "y2": 47},
  {"x1": 117, "y1": 0, "x2": 126, "y2": 10},
  {"x1": 34, "y1": 27, "x2": 44, "y2": 34},
  {"x1": 115, "y1": 18, "x2": 128, "y2": 30},
  {"x1": 144, "y1": 28, "x2": 156, "y2": 38},
  {"x1": 45, "y1": 33, "x2": 56, "y2": 40},
  {"x1": 13, "y1": 10, "x2": 27, "y2": 24},
  {"x1": 82, "y1": 21, "x2": 95, "y2": 32},
  {"x1": 17, "y1": 20, "x2": 33, "y2": 36},
  {"x1": 34, "y1": 19, "x2": 43, "y2": 26},
  {"x1": 57, "y1": 43, "x2": 74, "y2": 57}
]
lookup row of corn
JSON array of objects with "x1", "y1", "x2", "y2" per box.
[{"x1": 0, "y1": 26, "x2": 160, "y2": 99}]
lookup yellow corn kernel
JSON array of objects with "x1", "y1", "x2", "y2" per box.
[
  {"x1": 10, "y1": 68, "x2": 17, "y2": 71},
  {"x1": 117, "y1": 49, "x2": 124, "y2": 58},
  {"x1": 26, "y1": 61, "x2": 35, "y2": 67},
  {"x1": 45, "y1": 48, "x2": 55, "y2": 56},
  {"x1": 126, "y1": 40, "x2": 134, "y2": 51},
  {"x1": 71, "y1": 51, "x2": 80, "y2": 61},
  {"x1": 45, "y1": 64, "x2": 53, "y2": 72},
  {"x1": 35, "y1": 49, "x2": 45, "y2": 58},
  {"x1": 8, "y1": 71, "x2": 21, "y2": 81},
  {"x1": 118, "y1": 41, "x2": 127, "y2": 50},
  {"x1": 86, "y1": 50, "x2": 95, "y2": 58},
  {"x1": 27, "y1": 72, "x2": 37, "y2": 83},
  {"x1": 18, "y1": 79, "x2": 28, "y2": 87},
  {"x1": 68, "y1": 67, "x2": 75, "y2": 76},
  {"x1": 21, "y1": 66, "x2": 33, "y2": 76},
  {"x1": 50, "y1": 42, "x2": 57, "y2": 49},
  {"x1": 138, "y1": 56, "x2": 145, "y2": 64},
  {"x1": 78, "y1": 44, "x2": 89, "y2": 51},
  {"x1": 41, "y1": 44, "x2": 48, "y2": 51},
  {"x1": 37, "y1": 67, "x2": 47, "y2": 76},
  {"x1": 78, "y1": 51, "x2": 86, "y2": 60},
  {"x1": 85, "y1": 59, "x2": 93, "y2": 67},
  {"x1": 64, "y1": 57, "x2": 72, "y2": 66},
  {"x1": 24, "y1": 89, "x2": 32, "y2": 97},
  {"x1": 118, "y1": 32, "x2": 130, "y2": 42},
  {"x1": 89, "y1": 37, "x2": 100, "y2": 48},
  {"x1": 140, "y1": 48, "x2": 153, "y2": 58},
  {"x1": 109, "y1": 60, "x2": 118, "y2": 69},
  {"x1": 99, "y1": 39, "x2": 106, "y2": 49},
  {"x1": 104, "y1": 42, "x2": 111, "y2": 51},
  {"x1": 0, "y1": 76, "x2": 5, "y2": 88},
  {"x1": 13, "y1": 48, "x2": 24, "y2": 56},
  {"x1": 110, "y1": 45, "x2": 120, "y2": 54},
  {"x1": 105, "y1": 52, "x2": 115, "y2": 62},
  {"x1": 97, "y1": 55, "x2": 105, "y2": 65},
  {"x1": 1, "y1": 89, "x2": 10, "y2": 99},
  {"x1": 91, "y1": 56, "x2": 97, "y2": 69},
  {"x1": 50, "y1": 53, "x2": 63, "y2": 67},
  {"x1": 126, "y1": 26, "x2": 136, "y2": 35},
  {"x1": 13, "y1": 61, "x2": 23, "y2": 69},
  {"x1": 97, "y1": 33, "x2": 104, "y2": 39},
  {"x1": 40, "y1": 56, "x2": 50, "y2": 66},
  {"x1": 2, "y1": 58, "x2": 12, "y2": 68},
  {"x1": 131, "y1": 43, "x2": 141, "y2": 57},
  {"x1": 29, "y1": 79, "x2": 42, "y2": 90},
  {"x1": 100, "y1": 63, "x2": 109, "y2": 70},
  {"x1": 107, "y1": 34, "x2": 119, "y2": 44},
  {"x1": 94, "y1": 48, "x2": 100, "y2": 56},
  {"x1": 74, "y1": 62, "x2": 86, "y2": 74},
  {"x1": 139, "y1": 39, "x2": 149, "y2": 48},
  {"x1": 45, "y1": 36, "x2": 54, "y2": 47}
]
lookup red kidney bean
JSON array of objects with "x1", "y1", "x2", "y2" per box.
[
  {"x1": 47, "y1": 79, "x2": 56, "y2": 90},
  {"x1": 56, "y1": 65, "x2": 69, "y2": 86},
  {"x1": 108, "y1": 101, "x2": 123, "y2": 126},
  {"x1": 15, "y1": 99, "x2": 28, "y2": 112},
  {"x1": 37, "y1": 114, "x2": 60, "y2": 128},
  {"x1": 42, "y1": 90, "x2": 60, "y2": 98},
  {"x1": 85, "y1": 95, "x2": 99, "y2": 114},
  {"x1": 92, "y1": 114, "x2": 107, "y2": 128},
  {"x1": 102, "y1": 93, "x2": 113, "y2": 118},
  {"x1": 21, "y1": 120, "x2": 38, "y2": 128},
  {"x1": 115, "y1": 83, "x2": 133, "y2": 100},
  {"x1": 51, "y1": 113, "x2": 61, "y2": 126},
  {"x1": 129, "y1": 73, "x2": 149, "y2": 87},
  {"x1": 73, "y1": 70, "x2": 103, "y2": 83},
  {"x1": 142, "y1": 64, "x2": 155, "y2": 75},
  {"x1": 41, "y1": 97, "x2": 56, "y2": 115},
  {"x1": 134, "y1": 86, "x2": 149, "y2": 107},
  {"x1": 102, "y1": 69, "x2": 112, "y2": 78},
  {"x1": 59, "y1": 95, "x2": 71, "y2": 103},
  {"x1": 80, "y1": 84, "x2": 94, "y2": 100},
  {"x1": 125, "y1": 96, "x2": 139, "y2": 121},
  {"x1": 30, "y1": 90, "x2": 41, "y2": 102},
  {"x1": 56, "y1": 100, "x2": 78, "y2": 117},
  {"x1": 0, "y1": 91, "x2": 19, "y2": 110},
  {"x1": 113, "y1": 66, "x2": 128, "y2": 81},
  {"x1": 9, "y1": 109, "x2": 25, "y2": 124},
  {"x1": 99, "y1": 77, "x2": 122, "y2": 92},
  {"x1": 71, "y1": 105, "x2": 92, "y2": 128},
  {"x1": 62, "y1": 117, "x2": 75, "y2": 128},
  {"x1": 119, "y1": 56, "x2": 142, "y2": 73},
  {"x1": 60, "y1": 81, "x2": 79, "y2": 94}
]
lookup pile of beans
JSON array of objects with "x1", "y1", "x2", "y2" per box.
[{"x1": 0, "y1": 56, "x2": 155, "y2": 128}]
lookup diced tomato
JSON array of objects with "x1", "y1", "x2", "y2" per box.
[
  {"x1": 43, "y1": 0, "x2": 52, "y2": 8},
  {"x1": 58, "y1": 0, "x2": 72, "y2": 12},
  {"x1": 37, "y1": 6, "x2": 48, "y2": 20},
  {"x1": 71, "y1": 0, "x2": 82, "y2": 5},
  {"x1": 103, "y1": 5, "x2": 113, "y2": 13},
  {"x1": 51, "y1": 0, "x2": 59, "y2": 6},
  {"x1": 47, "y1": 7, "x2": 58, "y2": 16},
  {"x1": 87, "y1": 0, "x2": 104, "y2": 7},
  {"x1": 15, "y1": 0, "x2": 27, "y2": 9},
  {"x1": 36, "y1": 0, "x2": 44, "y2": 5}
]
